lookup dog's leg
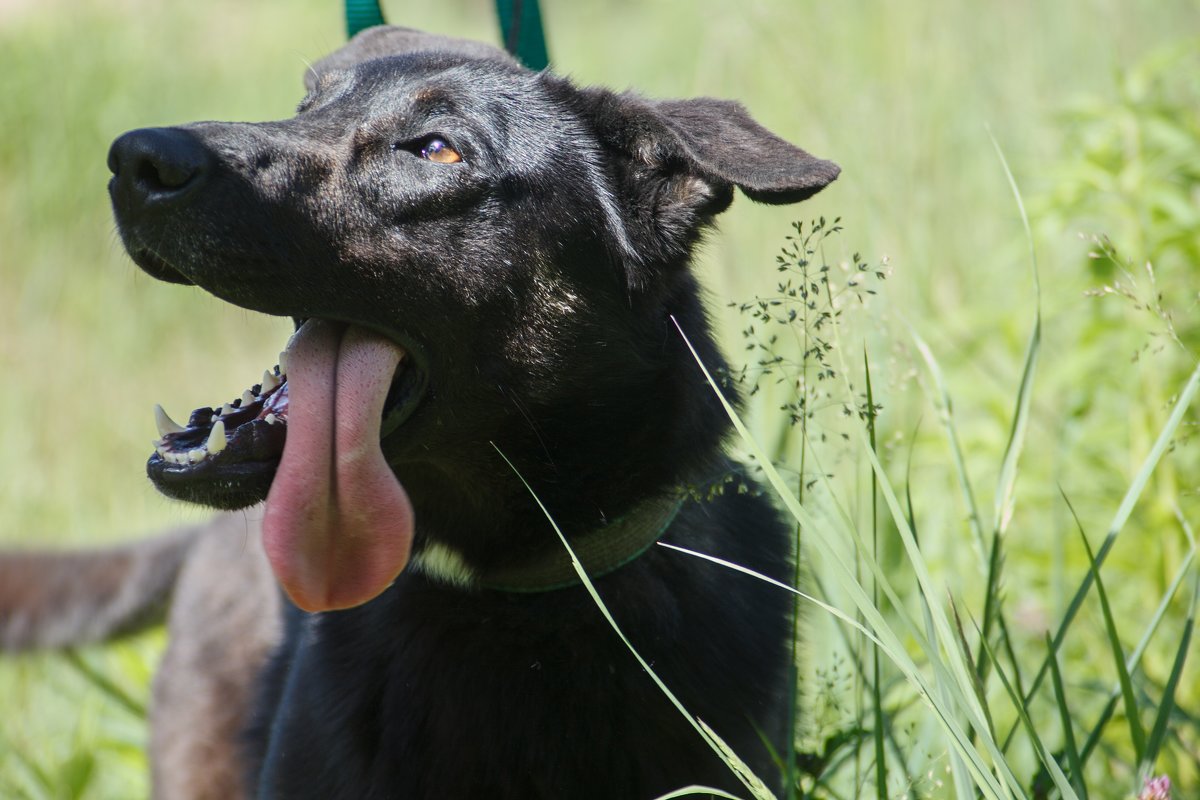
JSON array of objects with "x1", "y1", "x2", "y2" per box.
[{"x1": 150, "y1": 511, "x2": 281, "y2": 800}]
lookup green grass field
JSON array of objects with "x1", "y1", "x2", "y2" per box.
[{"x1": 1, "y1": 0, "x2": 1197, "y2": 797}]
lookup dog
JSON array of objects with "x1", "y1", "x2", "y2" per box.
[{"x1": 3, "y1": 24, "x2": 838, "y2": 799}]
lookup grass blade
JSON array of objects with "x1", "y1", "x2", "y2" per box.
[
  {"x1": 654, "y1": 787, "x2": 744, "y2": 800},
  {"x1": 977, "y1": 624, "x2": 1080, "y2": 800},
  {"x1": 986, "y1": 128, "x2": 1041, "y2": 539},
  {"x1": 863, "y1": 347, "x2": 888, "y2": 800},
  {"x1": 672, "y1": 316, "x2": 1018, "y2": 800},
  {"x1": 1005, "y1": 355, "x2": 1200, "y2": 750},
  {"x1": 1078, "y1": 541, "x2": 1197, "y2": 764},
  {"x1": 1045, "y1": 632, "x2": 1087, "y2": 800},
  {"x1": 62, "y1": 650, "x2": 146, "y2": 719},
  {"x1": 1067, "y1": 495, "x2": 1146, "y2": 761},
  {"x1": 975, "y1": 132, "x2": 1041, "y2": 694},
  {"x1": 1141, "y1": 573, "x2": 1198, "y2": 771},
  {"x1": 492, "y1": 444, "x2": 769, "y2": 800},
  {"x1": 948, "y1": 598, "x2": 996, "y2": 742},
  {"x1": 908, "y1": 326, "x2": 986, "y2": 559}
]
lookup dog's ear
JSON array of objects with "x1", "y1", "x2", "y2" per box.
[
  {"x1": 640, "y1": 97, "x2": 840, "y2": 205},
  {"x1": 306, "y1": 25, "x2": 519, "y2": 90},
  {"x1": 571, "y1": 88, "x2": 839, "y2": 272}
]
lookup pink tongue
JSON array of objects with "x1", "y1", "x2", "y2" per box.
[{"x1": 262, "y1": 320, "x2": 414, "y2": 612}]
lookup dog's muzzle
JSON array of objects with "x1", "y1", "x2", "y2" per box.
[{"x1": 107, "y1": 127, "x2": 214, "y2": 285}]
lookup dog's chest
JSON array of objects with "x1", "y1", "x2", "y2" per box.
[{"x1": 251, "y1": 541, "x2": 791, "y2": 799}]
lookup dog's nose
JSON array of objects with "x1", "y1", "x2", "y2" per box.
[{"x1": 108, "y1": 127, "x2": 212, "y2": 207}]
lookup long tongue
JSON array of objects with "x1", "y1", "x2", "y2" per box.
[{"x1": 262, "y1": 320, "x2": 414, "y2": 612}]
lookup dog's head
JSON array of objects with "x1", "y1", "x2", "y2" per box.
[{"x1": 108, "y1": 26, "x2": 838, "y2": 611}]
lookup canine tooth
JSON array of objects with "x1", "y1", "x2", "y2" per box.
[
  {"x1": 261, "y1": 370, "x2": 280, "y2": 393},
  {"x1": 265, "y1": 413, "x2": 278, "y2": 425},
  {"x1": 207, "y1": 420, "x2": 227, "y2": 455},
  {"x1": 222, "y1": 403, "x2": 236, "y2": 416},
  {"x1": 278, "y1": 350, "x2": 289, "y2": 375},
  {"x1": 188, "y1": 448, "x2": 206, "y2": 464},
  {"x1": 154, "y1": 404, "x2": 186, "y2": 436},
  {"x1": 242, "y1": 389, "x2": 256, "y2": 405}
]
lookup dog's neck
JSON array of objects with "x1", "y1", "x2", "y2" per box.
[{"x1": 408, "y1": 490, "x2": 685, "y2": 592}]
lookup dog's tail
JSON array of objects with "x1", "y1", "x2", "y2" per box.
[{"x1": 0, "y1": 522, "x2": 205, "y2": 651}]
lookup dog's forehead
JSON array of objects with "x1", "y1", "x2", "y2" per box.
[{"x1": 309, "y1": 54, "x2": 554, "y2": 125}]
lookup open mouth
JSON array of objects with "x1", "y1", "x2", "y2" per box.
[
  {"x1": 148, "y1": 318, "x2": 425, "y2": 612},
  {"x1": 148, "y1": 318, "x2": 426, "y2": 510}
]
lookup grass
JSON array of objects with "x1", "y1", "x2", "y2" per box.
[{"x1": 1, "y1": 0, "x2": 1198, "y2": 797}]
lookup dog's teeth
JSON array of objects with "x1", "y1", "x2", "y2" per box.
[
  {"x1": 207, "y1": 420, "x2": 227, "y2": 455},
  {"x1": 166, "y1": 451, "x2": 184, "y2": 465},
  {"x1": 242, "y1": 390, "x2": 256, "y2": 406},
  {"x1": 261, "y1": 370, "x2": 281, "y2": 393},
  {"x1": 265, "y1": 413, "x2": 278, "y2": 425},
  {"x1": 211, "y1": 414, "x2": 220, "y2": 424},
  {"x1": 222, "y1": 403, "x2": 236, "y2": 416},
  {"x1": 154, "y1": 404, "x2": 186, "y2": 437},
  {"x1": 188, "y1": 448, "x2": 206, "y2": 464},
  {"x1": 278, "y1": 351, "x2": 289, "y2": 375},
  {"x1": 155, "y1": 443, "x2": 167, "y2": 456}
]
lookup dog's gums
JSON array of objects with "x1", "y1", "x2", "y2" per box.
[{"x1": 152, "y1": 366, "x2": 289, "y2": 467}]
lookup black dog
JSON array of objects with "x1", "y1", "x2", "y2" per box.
[{"x1": 104, "y1": 25, "x2": 838, "y2": 798}]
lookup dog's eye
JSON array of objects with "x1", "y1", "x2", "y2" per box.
[
  {"x1": 418, "y1": 138, "x2": 462, "y2": 164},
  {"x1": 391, "y1": 136, "x2": 464, "y2": 165}
]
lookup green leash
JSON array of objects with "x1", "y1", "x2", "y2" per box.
[
  {"x1": 344, "y1": 0, "x2": 385, "y2": 38},
  {"x1": 343, "y1": 0, "x2": 549, "y2": 70},
  {"x1": 493, "y1": 0, "x2": 550, "y2": 70}
]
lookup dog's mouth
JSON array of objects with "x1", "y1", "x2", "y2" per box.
[{"x1": 150, "y1": 318, "x2": 424, "y2": 612}]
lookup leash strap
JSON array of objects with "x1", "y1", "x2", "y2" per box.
[
  {"x1": 495, "y1": 0, "x2": 550, "y2": 70},
  {"x1": 343, "y1": 0, "x2": 550, "y2": 72},
  {"x1": 345, "y1": 0, "x2": 385, "y2": 37}
]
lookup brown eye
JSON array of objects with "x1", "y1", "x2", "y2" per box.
[{"x1": 419, "y1": 138, "x2": 462, "y2": 164}]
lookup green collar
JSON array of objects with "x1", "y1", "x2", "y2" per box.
[{"x1": 480, "y1": 492, "x2": 685, "y2": 593}]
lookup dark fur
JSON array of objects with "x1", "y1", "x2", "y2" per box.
[{"x1": 102, "y1": 26, "x2": 837, "y2": 798}]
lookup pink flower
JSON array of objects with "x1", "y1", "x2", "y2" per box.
[{"x1": 1138, "y1": 775, "x2": 1171, "y2": 800}]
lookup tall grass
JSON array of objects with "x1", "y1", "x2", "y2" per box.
[{"x1": 2, "y1": 0, "x2": 1198, "y2": 797}]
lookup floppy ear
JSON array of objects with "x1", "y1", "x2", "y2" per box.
[
  {"x1": 646, "y1": 97, "x2": 840, "y2": 204},
  {"x1": 573, "y1": 87, "x2": 839, "y2": 269},
  {"x1": 306, "y1": 25, "x2": 519, "y2": 90}
]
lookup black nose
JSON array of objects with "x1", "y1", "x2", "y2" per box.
[{"x1": 108, "y1": 127, "x2": 212, "y2": 208}]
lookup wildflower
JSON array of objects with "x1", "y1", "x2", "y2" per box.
[{"x1": 1138, "y1": 775, "x2": 1171, "y2": 800}]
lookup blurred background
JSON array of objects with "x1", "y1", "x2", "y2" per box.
[{"x1": 1, "y1": 0, "x2": 1197, "y2": 797}]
